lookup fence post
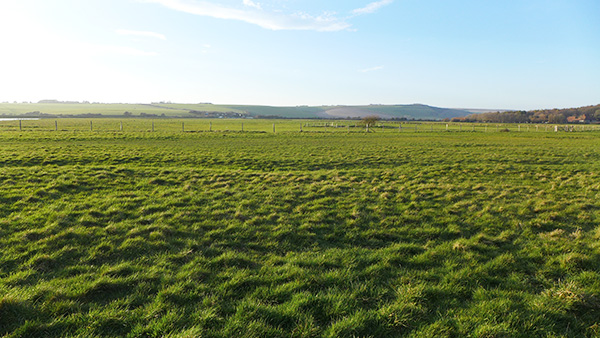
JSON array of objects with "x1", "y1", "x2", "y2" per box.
[
  {"x1": 209, "y1": 122, "x2": 212, "y2": 132},
  {"x1": 182, "y1": 122, "x2": 185, "y2": 132},
  {"x1": 90, "y1": 121, "x2": 93, "y2": 132},
  {"x1": 446, "y1": 124, "x2": 449, "y2": 131},
  {"x1": 242, "y1": 122, "x2": 244, "y2": 132},
  {"x1": 19, "y1": 120, "x2": 22, "y2": 131},
  {"x1": 152, "y1": 121, "x2": 155, "y2": 132},
  {"x1": 120, "y1": 121, "x2": 123, "y2": 131},
  {"x1": 273, "y1": 123, "x2": 275, "y2": 133},
  {"x1": 55, "y1": 120, "x2": 58, "y2": 131}
]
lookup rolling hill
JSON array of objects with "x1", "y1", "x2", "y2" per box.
[{"x1": 0, "y1": 102, "x2": 470, "y2": 120}]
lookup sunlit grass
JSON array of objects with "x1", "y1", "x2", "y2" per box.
[{"x1": 1, "y1": 126, "x2": 600, "y2": 337}]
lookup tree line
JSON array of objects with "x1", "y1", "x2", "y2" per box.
[{"x1": 449, "y1": 104, "x2": 600, "y2": 124}]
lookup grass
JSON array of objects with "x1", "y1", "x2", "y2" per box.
[
  {"x1": 1, "y1": 118, "x2": 596, "y2": 134},
  {"x1": 0, "y1": 103, "x2": 471, "y2": 119},
  {"x1": 0, "y1": 103, "x2": 191, "y2": 117},
  {"x1": 1, "y1": 123, "x2": 600, "y2": 337}
]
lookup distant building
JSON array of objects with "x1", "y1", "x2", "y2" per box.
[{"x1": 567, "y1": 114, "x2": 588, "y2": 123}]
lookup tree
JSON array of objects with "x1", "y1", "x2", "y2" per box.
[
  {"x1": 594, "y1": 109, "x2": 600, "y2": 121},
  {"x1": 548, "y1": 113, "x2": 566, "y2": 124},
  {"x1": 361, "y1": 115, "x2": 380, "y2": 132}
]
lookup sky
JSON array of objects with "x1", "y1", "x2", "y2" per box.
[{"x1": 0, "y1": 0, "x2": 598, "y2": 110}]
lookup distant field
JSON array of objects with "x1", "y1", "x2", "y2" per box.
[
  {"x1": 0, "y1": 103, "x2": 471, "y2": 120},
  {"x1": 224, "y1": 105, "x2": 327, "y2": 119},
  {"x1": 0, "y1": 103, "x2": 190, "y2": 117},
  {"x1": 159, "y1": 104, "x2": 247, "y2": 115},
  {"x1": 323, "y1": 105, "x2": 468, "y2": 120},
  {"x1": 1, "y1": 122, "x2": 599, "y2": 337}
]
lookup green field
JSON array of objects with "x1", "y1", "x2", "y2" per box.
[
  {"x1": 0, "y1": 102, "x2": 471, "y2": 120},
  {"x1": 1, "y1": 118, "x2": 596, "y2": 134},
  {"x1": 0, "y1": 103, "x2": 191, "y2": 117},
  {"x1": 1, "y1": 120, "x2": 600, "y2": 337}
]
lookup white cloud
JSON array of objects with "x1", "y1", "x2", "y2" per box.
[
  {"x1": 352, "y1": 0, "x2": 393, "y2": 15},
  {"x1": 140, "y1": 0, "x2": 351, "y2": 31},
  {"x1": 359, "y1": 66, "x2": 384, "y2": 73},
  {"x1": 116, "y1": 29, "x2": 167, "y2": 40},
  {"x1": 242, "y1": 0, "x2": 261, "y2": 10},
  {"x1": 200, "y1": 43, "x2": 211, "y2": 53},
  {"x1": 88, "y1": 44, "x2": 159, "y2": 57}
]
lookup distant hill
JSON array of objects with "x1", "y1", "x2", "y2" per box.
[
  {"x1": 317, "y1": 104, "x2": 469, "y2": 120},
  {"x1": 172, "y1": 103, "x2": 470, "y2": 120},
  {"x1": 0, "y1": 102, "x2": 471, "y2": 120}
]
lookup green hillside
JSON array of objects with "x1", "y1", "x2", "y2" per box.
[
  {"x1": 0, "y1": 103, "x2": 189, "y2": 117},
  {"x1": 222, "y1": 105, "x2": 327, "y2": 118},
  {"x1": 157, "y1": 104, "x2": 247, "y2": 115},
  {"x1": 0, "y1": 102, "x2": 470, "y2": 120},
  {"x1": 363, "y1": 104, "x2": 471, "y2": 120},
  {"x1": 321, "y1": 104, "x2": 469, "y2": 120}
]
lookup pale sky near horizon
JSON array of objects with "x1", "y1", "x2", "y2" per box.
[{"x1": 0, "y1": 0, "x2": 598, "y2": 110}]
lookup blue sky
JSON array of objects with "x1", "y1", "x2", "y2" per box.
[{"x1": 0, "y1": 0, "x2": 598, "y2": 109}]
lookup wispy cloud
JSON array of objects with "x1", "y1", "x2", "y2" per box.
[
  {"x1": 242, "y1": 0, "x2": 261, "y2": 10},
  {"x1": 116, "y1": 29, "x2": 167, "y2": 40},
  {"x1": 89, "y1": 44, "x2": 159, "y2": 56},
  {"x1": 359, "y1": 66, "x2": 384, "y2": 73},
  {"x1": 140, "y1": 0, "x2": 351, "y2": 31},
  {"x1": 200, "y1": 43, "x2": 211, "y2": 53},
  {"x1": 352, "y1": 0, "x2": 393, "y2": 15}
]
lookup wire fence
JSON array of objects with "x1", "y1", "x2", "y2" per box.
[{"x1": 0, "y1": 118, "x2": 598, "y2": 134}]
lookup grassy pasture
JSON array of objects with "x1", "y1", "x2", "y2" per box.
[
  {"x1": 1, "y1": 122, "x2": 600, "y2": 337},
  {"x1": 0, "y1": 103, "x2": 190, "y2": 117},
  {"x1": 0, "y1": 103, "x2": 469, "y2": 119},
  {"x1": 0, "y1": 118, "x2": 597, "y2": 134}
]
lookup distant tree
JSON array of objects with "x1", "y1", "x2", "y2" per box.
[
  {"x1": 548, "y1": 113, "x2": 566, "y2": 124},
  {"x1": 123, "y1": 111, "x2": 132, "y2": 117},
  {"x1": 361, "y1": 115, "x2": 380, "y2": 131},
  {"x1": 466, "y1": 104, "x2": 600, "y2": 124}
]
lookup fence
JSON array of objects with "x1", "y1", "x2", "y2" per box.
[{"x1": 0, "y1": 118, "x2": 598, "y2": 134}]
